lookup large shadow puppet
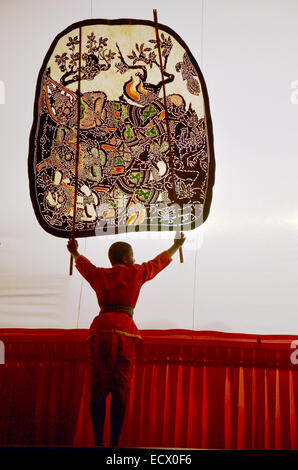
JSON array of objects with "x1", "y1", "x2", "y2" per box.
[{"x1": 28, "y1": 19, "x2": 215, "y2": 238}]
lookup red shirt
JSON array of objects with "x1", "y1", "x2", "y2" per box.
[{"x1": 75, "y1": 250, "x2": 172, "y2": 341}]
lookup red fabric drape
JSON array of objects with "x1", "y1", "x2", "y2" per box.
[{"x1": 0, "y1": 329, "x2": 297, "y2": 449}]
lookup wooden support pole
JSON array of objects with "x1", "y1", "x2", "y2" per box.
[
  {"x1": 69, "y1": 26, "x2": 82, "y2": 275},
  {"x1": 153, "y1": 9, "x2": 183, "y2": 263}
]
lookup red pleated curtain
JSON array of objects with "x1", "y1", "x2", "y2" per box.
[{"x1": 0, "y1": 329, "x2": 297, "y2": 449}]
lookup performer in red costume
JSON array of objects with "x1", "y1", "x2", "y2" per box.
[{"x1": 67, "y1": 234, "x2": 185, "y2": 447}]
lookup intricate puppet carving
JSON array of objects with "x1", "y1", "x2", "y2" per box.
[{"x1": 28, "y1": 20, "x2": 214, "y2": 238}]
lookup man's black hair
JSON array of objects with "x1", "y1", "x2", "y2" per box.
[{"x1": 108, "y1": 241, "x2": 132, "y2": 265}]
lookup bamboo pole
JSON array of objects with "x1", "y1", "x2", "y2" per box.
[
  {"x1": 153, "y1": 10, "x2": 183, "y2": 263},
  {"x1": 69, "y1": 26, "x2": 82, "y2": 275}
]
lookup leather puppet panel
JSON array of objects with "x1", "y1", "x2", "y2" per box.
[{"x1": 28, "y1": 19, "x2": 215, "y2": 238}]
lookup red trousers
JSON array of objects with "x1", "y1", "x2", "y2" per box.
[{"x1": 88, "y1": 331, "x2": 138, "y2": 446}]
